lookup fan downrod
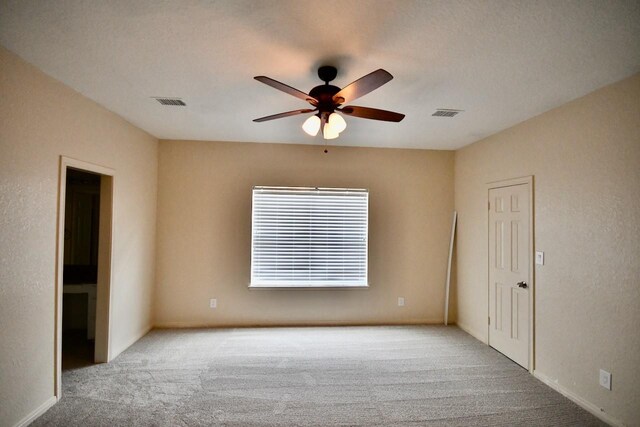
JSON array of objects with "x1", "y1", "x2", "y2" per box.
[{"x1": 318, "y1": 66, "x2": 337, "y2": 84}]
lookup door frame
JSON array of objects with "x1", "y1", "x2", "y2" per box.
[
  {"x1": 486, "y1": 175, "x2": 535, "y2": 373},
  {"x1": 54, "y1": 156, "x2": 115, "y2": 399}
]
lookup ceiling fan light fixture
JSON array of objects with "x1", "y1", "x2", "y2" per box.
[
  {"x1": 323, "y1": 123, "x2": 339, "y2": 140},
  {"x1": 302, "y1": 115, "x2": 321, "y2": 136},
  {"x1": 328, "y1": 112, "x2": 347, "y2": 133}
]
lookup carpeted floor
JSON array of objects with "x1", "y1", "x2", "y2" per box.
[
  {"x1": 61, "y1": 329, "x2": 94, "y2": 371},
  {"x1": 34, "y1": 326, "x2": 606, "y2": 426}
]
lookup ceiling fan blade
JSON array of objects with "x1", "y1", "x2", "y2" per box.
[
  {"x1": 253, "y1": 108, "x2": 315, "y2": 122},
  {"x1": 341, "y1": 106, "x2": 405, "y2": 122},
  {"x1": 332, "y1": 69, "x2": 393, "y2": 105},
  {"x1": 254, "y1": 76, "x2": 318, "y2": 105}
]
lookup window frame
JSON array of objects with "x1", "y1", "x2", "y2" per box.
[{"x1": 249, "y1": 186, "x2": 369, "y2": 289}]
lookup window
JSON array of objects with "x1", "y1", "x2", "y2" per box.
[{"x1": 250, "y1": 186, "x2": 368, "y2": 288}]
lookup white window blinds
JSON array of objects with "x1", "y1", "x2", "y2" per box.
[{"x1": 251, "y1": 186, "x2": 368, "y2": 287}]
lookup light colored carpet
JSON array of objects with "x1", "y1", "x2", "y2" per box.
[{"x1": 34, "y1": 326, "x2": 605, "y2": 426}]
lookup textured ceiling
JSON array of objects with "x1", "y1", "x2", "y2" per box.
[{"x1": 1, "y1": 0, "x2": 639, "y2": 149}]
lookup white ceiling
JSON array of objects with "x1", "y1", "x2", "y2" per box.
[{"x1": 1, "y1": 0, "x2": 639, "y2": 150}]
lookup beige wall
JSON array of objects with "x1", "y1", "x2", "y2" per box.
[
  {"x1": 155, "y1": 140, "x2": 454, "y2": 327},
  {"x1": 0, "y1": 46, "x2": 158, "y2": 427},
  {"x1": 454, "y1": 73, "x2": 640, "y2": 425}
]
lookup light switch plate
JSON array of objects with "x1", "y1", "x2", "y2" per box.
[
  {"x1": 397, "y1": 297, "x2": 405, "y2": 307},
  {"x1": 536, "y1": 251, "x2": 544, "y2": 265},
  {"x1": 209, "y1": 298, "x2": 217, "y2": 309}
]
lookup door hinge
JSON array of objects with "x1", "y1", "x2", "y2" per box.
[
  {"x1": 488, "y1": 316, "x2": 491, "y2": 325},
  {"x1": 488, "y1": 200, "x2": 490, "y2": 210}
]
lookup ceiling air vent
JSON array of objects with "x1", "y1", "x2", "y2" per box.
[
  {"x1": 432, "y1": 109, "x2": 462, "y2": 117},
  {"x1": 153, "y1": 97, "x2": 186, "y2": 106}
]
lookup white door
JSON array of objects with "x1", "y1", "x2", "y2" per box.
[{"x1": 488, "y1": 183, "x2": 530, "y2": 368}]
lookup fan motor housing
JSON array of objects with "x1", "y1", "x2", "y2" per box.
[{"x1": 309, "y1": 84, "x2": 341, "y2": 111}]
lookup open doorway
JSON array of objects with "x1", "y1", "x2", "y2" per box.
[
  {"x1": 55, "y1": 157, "x2": 114, "y2": 398},
  {"x1": 62, "y1": 169, "x2": 100, "y2": 369}
]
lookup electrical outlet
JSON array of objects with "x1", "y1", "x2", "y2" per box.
[
  {"x1": 397, "y1": 297, "x2": 405, "y2": 307},
  {"x1": 599, "y1": 369, "x2": 612, "y2": 390},
  {"x1": 209, "y1": 298, "x2": 217, "y2": 309},
  {"x1": 536, "y1": 251, "x2": 544, "y2": 265}
]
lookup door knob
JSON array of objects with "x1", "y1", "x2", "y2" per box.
[{"x1": 517, "y1": 281, "x2": 528, "y2": 289}]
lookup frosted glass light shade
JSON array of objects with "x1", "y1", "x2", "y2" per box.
[
  {"x1": 323, "y1": 124, "x2": 339, "y2": 140},
  {"x1": 302, "y1": 115, "x2": 321, "y2": 136},
  {"x1": 328, "y1": 113, "x2": 347, "y2": 133}
]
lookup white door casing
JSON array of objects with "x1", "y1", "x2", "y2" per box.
[
  {"x1": 55, "y1": 156, "x2": 115, "y2": 399},
  {"x1": 488, "y1": 180, "x2": 532, "y2": 369}
]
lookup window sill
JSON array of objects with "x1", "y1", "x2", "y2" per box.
[{"x1": 249, "y1": 284, "x2": 370, "y2": 290}]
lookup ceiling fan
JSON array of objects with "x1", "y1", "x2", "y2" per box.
[{"x1": 253, "y1": 66, "x2": 405, "y2": 140}]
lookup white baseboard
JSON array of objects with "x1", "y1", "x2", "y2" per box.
[
  {"x1": 14, "y1": 395, "x2": 57, "y2": 427},
  {"x1": 455, "y1": 321, "x2": 488, "y2": 344},
  {"x1": 109, "y1": 323, "x2": 152, "y2": 361},
  {"x1": 455, "y1": 325, "x2": 622, "y2": 426},
  {"x1": 533, "y1": 371, "x2": 622, "y2": 427},
  {"x1": 154, "y1": 320, "x2": 444, "y2": 329}
]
